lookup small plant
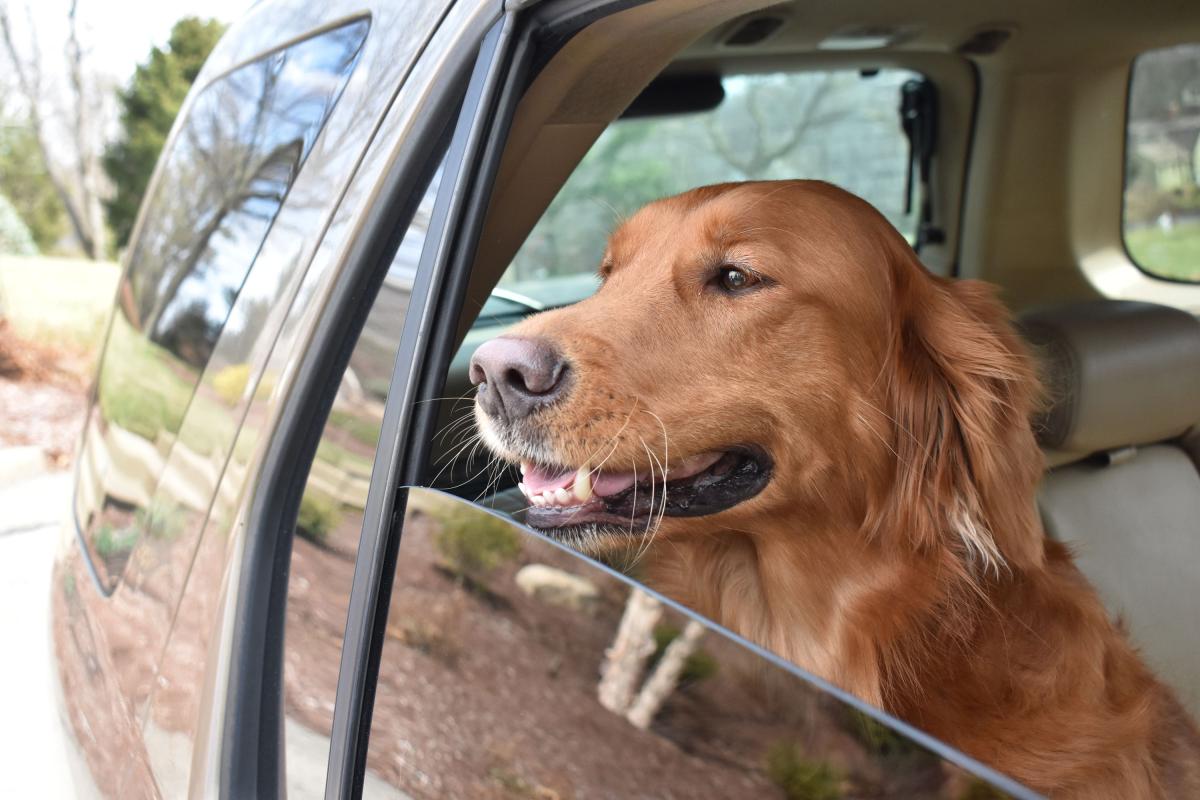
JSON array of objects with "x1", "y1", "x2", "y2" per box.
[
  {"x1": 651, "y1": 623, "x2": 718, "y2": 684},
  {"x1": 841, "y1": 708, "x2": 917, "y2": 759},
  {"x1": 431, "y1": 505, "x2": 521, "y2": 582},
  {"x1": 93, "y1": 523, "x2": 139, "y2": 559},
  {"x1": 765, "y1": 742, "x2": 842, "y2": 800},
  {"x1": 296, "y1": 491, "x2": 341, "y2": 546}
]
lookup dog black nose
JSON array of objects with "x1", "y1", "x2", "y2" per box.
[{"x1": 469, "y1": 337, "x2": 568, "y2": 421}]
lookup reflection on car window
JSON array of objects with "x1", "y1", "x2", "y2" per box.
[
  {"x1": 356, "y1": 489, "x2": 1028, "y2": 799},
  {"x1": 500, "y1": 69, "x2": 920, "y2": 310},
  {"x1": 74, "y1": 20, "x2": 369, "y2": 590},
  {"x1": 283, "y1": 165, "x2": 443, "y2": 798},
  {"x1": 1123, "y1": 43, "x2": 1200, "y2": 283}
]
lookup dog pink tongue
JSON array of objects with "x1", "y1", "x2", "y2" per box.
[
  {"x1": 521, "y1": 452, "x2": 723, "y2": 498},
  {"x1": 522, "y1": 464, "x2": 574, "y2": 494},
  {"x1": 521, "y1": 463, "x2": 637, "y2": 496}
]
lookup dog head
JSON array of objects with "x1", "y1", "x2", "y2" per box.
[{"x1": 471, "y1": 180, "x2": 1044, "y2": 571}]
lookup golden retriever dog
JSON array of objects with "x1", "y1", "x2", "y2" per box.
[{"x1": 468, "y1": 181, "x2": 1200, "y2": 797}]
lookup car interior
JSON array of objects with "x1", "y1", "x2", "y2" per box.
[{"x1": 416, "y1": 0, "x2": 1200, "y2": 718}]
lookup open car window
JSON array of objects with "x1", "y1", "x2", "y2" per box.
[{"x1": 357, "y1": 488, "x2": 1035, "y2": 799}]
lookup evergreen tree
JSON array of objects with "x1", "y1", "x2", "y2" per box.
[{"x1": 103, "y1": 17, "x2": 225, "y2": 248}]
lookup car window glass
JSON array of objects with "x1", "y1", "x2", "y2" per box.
[
  {"x1": 495, "y1": 68, "x2": 920, "y2": 315},
  {"x1": 74, "y1": 20, "x2": 369, "y2": 590},
  {"x1": 358, "y1": 488, "x2": 1031, "y2": 799},
  {"x1": 1123, "y1": 43, "x2": 1200, "y2": 282},
  {"x1": 283, "y1": 165, "x2": 443, "y2": 799}
]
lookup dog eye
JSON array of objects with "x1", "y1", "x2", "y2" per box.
[{"x1": 716, "y1": 265, "x2": 759, "y2": 293}]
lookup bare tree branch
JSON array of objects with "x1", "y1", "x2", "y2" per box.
[
  {"x1": 0, "y1": 0, "x2": 108, "y2": 258},
  {"x1": 65, "y1": 0, "x2": 106, "y2": 258},
  {"x1": 597, "y1": 588, "x2": 663, "y2": 714},
  {"x1": 626, "y1": 619, "x2": 705, "y2": 729}
]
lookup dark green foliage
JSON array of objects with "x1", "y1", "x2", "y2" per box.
[
  {"x1": 104, "y1": 17, "x2": 225, "y2": 247},
  {"x1": 651, "y1": 624, "x2": 718, "y2": 684},
  {"x1": 841, "y1": 708, "x2": 920, "y2": 759},
  {"x1": 0, "y1": 124, "x2": 66, "y2": 252},
  {"x1": 765, "y1": 742, "x2": 843, "y2": 800}
]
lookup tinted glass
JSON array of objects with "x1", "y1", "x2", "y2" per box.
[
  {"x1": 1123, "y1": 43, "x2": 1200, "y2": 282},
  {"x1": 75, "y1": 20, "x2": 369, "y2": 589},
  {"x1": 284, "y1": 166, "x2": 443, "y2": 797},
  {"x1": 358, "y1": 489, "x2": 1032, "y2": 799}
]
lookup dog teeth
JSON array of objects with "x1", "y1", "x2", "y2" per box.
[
  {"x1": 553, "y1": 488, "x2": 572, "y2": 505},
  {"x1": 573, "y1": 465, "x2": 593, "y2": 502},
  {"x1": 517, "y1": 482, "x2": 529, "y2": 497},
  {"x1": 531, "y1": 494, "x2": 547, "y2": 507},
  {"x1": 520, "y1": 461, "x2": 529, "y2": 475}
]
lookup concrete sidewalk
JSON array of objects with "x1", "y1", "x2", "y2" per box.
[{"x1": 0, "y1": 459, "x2": 84, "y2": 798}]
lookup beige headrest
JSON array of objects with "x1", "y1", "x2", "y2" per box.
[{"x1": 1019, "y1": 301, "x2": 1200, "y2": 458}]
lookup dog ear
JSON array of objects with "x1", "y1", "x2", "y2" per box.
[{"x1": 873, "y1": 260, "x2": 1046, "y2": 575}]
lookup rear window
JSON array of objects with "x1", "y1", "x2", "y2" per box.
[
  {"x1": 1123, "y1": 43, "x2": 1200, "y2": 283},
  {"x1": 75, "y1": 20, "x2": 369, "y2": 590}
]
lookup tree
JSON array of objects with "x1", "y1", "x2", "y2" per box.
[
  {"x1": 0, "y1": 122, "x2": 67, "y2": 250},
  {"x1": 103, "y1": 16, "x2": 225, "y2": 248},
  {"x1": 0, "y1": 0, "x2": 112, "y2": 259}
]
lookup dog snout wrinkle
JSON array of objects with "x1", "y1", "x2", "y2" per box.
[{"x1": 470, "y1": 336, "x2": 569, "y2": 422}]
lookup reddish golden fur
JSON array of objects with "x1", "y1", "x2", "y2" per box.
[{"x1": 492, "y1": 181, "x2": 1200, "y2": 796}]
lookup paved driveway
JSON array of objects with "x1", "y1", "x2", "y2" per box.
[{"x1": 0, "y1": 460, "x2": 94, "y2": 797}]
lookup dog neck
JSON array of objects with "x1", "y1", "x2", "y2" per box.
[
  {"x1": 645, "y1": 512, "x2": 1036, "y2": 712},
  {"x1": 646, "y1": 518, "x2": 909, "y2": 707}
]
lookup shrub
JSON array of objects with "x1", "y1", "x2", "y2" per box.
[
  {"x1": 431, "y1": 505, "x2": 521, "y2": 582},
  {"x1": 296, "y1": 491, "x2": 340, "y2": 546},
  {"x1": 841, "y1": 708, "x2": 918, "y2": 759},
  {"x1": 765, "y1": 742, "x2": 842, "y2": 800},
  {"x1": 212, "y1": 363, "x2": 252, "y2": 405},
  {"x1": 212, "y1": 362, "x2": 276, "y2": 406}
]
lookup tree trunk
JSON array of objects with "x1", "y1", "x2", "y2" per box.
[
  {"x1": 597, "y1": 588, "x2": 662, "y2": 714},
  {"x1": 625, "y1": 619, "x2": 705, "y2": 729},
  {"x1": 66, "y1": 0, "x2": 107, "y2": 259}
]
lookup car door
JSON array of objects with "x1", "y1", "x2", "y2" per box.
[
  {"x1": 236, "y1": 3, "x2": 1040, "y2": 798},
  {"x1": 51, "y1": 0, "x2": 478, "y2": 797}
]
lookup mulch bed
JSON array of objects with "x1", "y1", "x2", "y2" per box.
[{"x1": 0, "y1": 321, "x2": 89, "y2": 467}]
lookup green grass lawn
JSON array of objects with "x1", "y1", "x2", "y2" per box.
[
  {"x1": 1125, "y1": 220, "x2": 1200, "y2": 282},
  {"x1": 0, "y1": 255, "x2": 120, "y2": 351}
]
